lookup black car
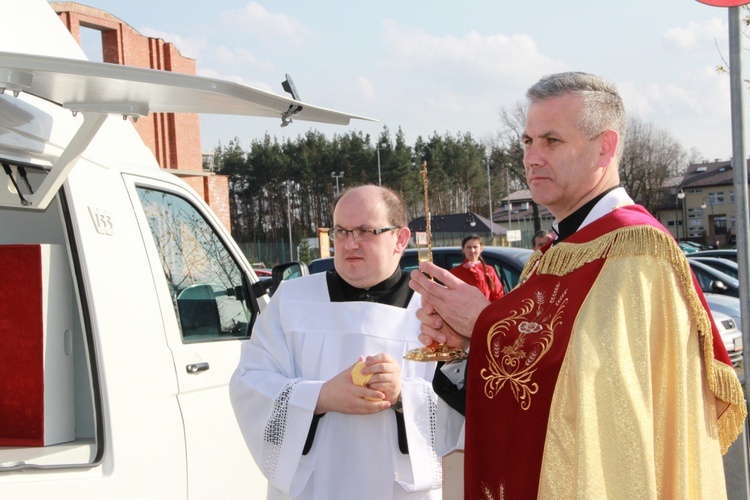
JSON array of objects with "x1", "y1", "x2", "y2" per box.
[
  {"x1": 308, "y1": 246, "x2": 533, "y2": 295},
  {"x1": 307, "y1": 257, "x2": 337, "y2": 274}
]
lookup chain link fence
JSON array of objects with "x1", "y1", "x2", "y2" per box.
[{"x1": 236, "y1": 241, "x2": 322, "y2": 268}]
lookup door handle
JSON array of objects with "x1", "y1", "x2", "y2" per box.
[{"x1": 186, "y1": 362, "x2": 209, "y2": 374}]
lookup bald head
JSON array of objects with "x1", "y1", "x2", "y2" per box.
[
  {"x1": 331, "y1": 185, "x2": 411, "y2": 289},
  {"x1": 333, "y1": 185, "x2": 408, "y2": 228}
]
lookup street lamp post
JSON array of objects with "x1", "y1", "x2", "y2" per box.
[
  {"x1": 331, "y1": 171, "x2": 344, "y2": 196},
  {"x1": 506, "y1": 167, "x2": 512, "y2": 239},
  {"x1": 701, "y1": 196, "x2": 715, "y2": 246},
  {"x1": 675, "y1": 189, "x2": 685, "y2": 241},
  {"x1": 376, "y1": 143, "x2": 387, "y2": 186},
  {"x1": 286, "y1": 182, "x2": 293, "y2": 261},
  {"x1": 486, "y1": 159, "x2": 493, "y2": 243}
]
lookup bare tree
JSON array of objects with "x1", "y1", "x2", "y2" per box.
[
  {"x1": 619, "y1": 117, "x2": 687, "y2": 214},
  {"x1": 488, "y1": 102, "x2": 542, "y2": 230}
]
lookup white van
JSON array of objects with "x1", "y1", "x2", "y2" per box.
[{"x1": 0, "y1": 1, "x2": 368, "y2": 497}]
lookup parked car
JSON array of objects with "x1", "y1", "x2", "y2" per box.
[
  {"x1": 254, "y1": 268, "x2": 272, "y2": 278},
  {"x1": 688, "y1": 259, "x2": 740, "y2": 298},
  {"x1": 309, "y1": 246, "x2": 533, "y2": 295},
  {"x1": 688, "y1": 249, "x2": 737, "y2": 262},
  {"x1": 678, "y1": 242, "x2": 699, "y2": 254},
  {"x1": 705, "y1": 293, "x2": 743, "y2": 332},
  {"x1": 402, "y1": 246, "x2": 533, "y2": 294},
  {"x1": 686, "y1": 256, "x2": 739, "y2": 280},
  {"x1": 308, "y1": 257, "x2": 337, "y2": 274},
  {"x1": 711, "y1": 309, "x2": 743, "y2": 368},
  {"x1": 681, "y1": 241, "x2": 705, "y2": 251}
]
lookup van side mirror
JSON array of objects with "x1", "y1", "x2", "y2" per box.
[
  {"x1": 710, "y1": 280, "x2": 728, "y2": 293},
  {"x1": 270, "y1": 261, "x2": 310, "y2": 295},
  {"x1": 250, "y1": 278, "x2": 274, "y2": 297}
]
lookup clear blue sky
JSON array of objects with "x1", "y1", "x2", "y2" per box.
[{"x1": 57, "y1": 1, "x2": 746, "y2": 161}]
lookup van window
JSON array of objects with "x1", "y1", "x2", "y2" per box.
[{"x1": 136, "y1": 188, "x2": 252, "y2": 342}]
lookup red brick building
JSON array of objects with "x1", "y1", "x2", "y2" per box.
[{"x1": 51, "y1": 2, "x2": 231, "y2": 230}]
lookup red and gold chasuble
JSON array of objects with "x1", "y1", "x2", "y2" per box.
[{"x1": 463, "y1": 204, "x2": 745, "y2": 500}]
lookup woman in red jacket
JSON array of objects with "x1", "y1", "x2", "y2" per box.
[{"x1": 449, "y1": 235, "x2": 504, "y2": 301}]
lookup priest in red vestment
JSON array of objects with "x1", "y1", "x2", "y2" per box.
[{"x1": 410, "y1": 72, "x2": 746, "y2": 499}]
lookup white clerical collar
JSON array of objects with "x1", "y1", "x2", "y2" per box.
[{"x1": 551, "y1": 187, "x2": 633, "y2": 236}]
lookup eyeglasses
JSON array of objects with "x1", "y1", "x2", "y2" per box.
[{"x1": 328, "y1": 226, "x2": 399, "y2": 242}]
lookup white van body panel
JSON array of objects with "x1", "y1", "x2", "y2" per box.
[{"x1": 0, "y1": 0, "x2": 368, "y2": 497}]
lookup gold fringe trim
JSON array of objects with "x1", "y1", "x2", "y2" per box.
[{"x1": 520, "y1": 225, "x2": 747, "y2": 454}]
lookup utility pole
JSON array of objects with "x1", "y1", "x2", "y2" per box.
[
  {"x1": 506, "y1": 168, "x2": 512, "y2": 232},
  {"x1": 286, "y1": 182, "x2": 293, "y2": 261},
  {"x1": 487, "y1": 159, "x2": 493, "y2": 243},
  {"x1": 376, "y1": 143, "x2": 386, "y2": 186},
  {"x1": 331, "y1": 171, "x2": 343, "y2": 196}
]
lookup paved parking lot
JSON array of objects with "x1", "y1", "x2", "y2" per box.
[{"x1": 724, "y1": 363, "x2": 749, "y2": 499}]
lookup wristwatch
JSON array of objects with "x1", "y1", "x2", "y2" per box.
[{"x1": 391, "y1": 394, "x2": 403, "y2": 411}]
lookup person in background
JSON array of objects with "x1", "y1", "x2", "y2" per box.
[
  {"x1": 230, "y1": 184, "x2": 441, "y2": 500},
  {"x1": 449, "y1": 235, "x2": 504, "y2": 301},
  {"x1": 410, "y1": 72, "x2": 745, "y2": 499},
  {"x1": 531, "y1": 229, "x2": 553, "y2": 251}
]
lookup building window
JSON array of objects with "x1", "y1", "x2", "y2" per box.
[
  {"x1": 79, "y1": 26, "x2": 104, "y2": 62},
  {"x1": 708, "y1": 192, "x2": 725, "y2": 205}
]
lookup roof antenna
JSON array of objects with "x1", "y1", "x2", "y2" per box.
[{"x1": 280, "y1": 74, "x2": 303, "y2": 127}]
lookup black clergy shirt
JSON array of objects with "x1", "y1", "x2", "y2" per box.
[{"x1": 326, "y1": 266, "x2": 414, "y2": 307}]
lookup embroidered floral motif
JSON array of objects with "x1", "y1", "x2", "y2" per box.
[
  {"x1": 518, "y1": 321, "x2": 542, "y2": 334},
  {"x1": 480, "y1": 291, "x2": 567, "y2": 410}
]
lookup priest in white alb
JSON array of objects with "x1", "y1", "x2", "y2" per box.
[{"x1": 230, "y1": 185, "x2": 442, "y2": 500}]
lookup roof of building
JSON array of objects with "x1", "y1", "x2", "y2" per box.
[
  {"x1": 494, "y1": 190, "x2": 554, "y2": 223},
  {"x1": 409, "y1": 212, "x2": 507, "y2": 235},
  {"x1": 681, "y1": 159, "x2": 748, "y2": 188}
]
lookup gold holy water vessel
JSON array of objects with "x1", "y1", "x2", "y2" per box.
[{"x1": 404, "y1": 161, "x2": 468, "y2": 362}]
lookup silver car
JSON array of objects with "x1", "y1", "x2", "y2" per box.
[
  {"x1": 710, "y1": 309, "x2": 743, "y2": 367},
  {"x1": 704, "y1": 293, "x2": 742, "y2": 331}
]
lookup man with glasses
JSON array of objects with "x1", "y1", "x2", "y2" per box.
[
  {"x1": 411, "y1": 72, "x2": 745, "y2": 498},
  {"x1": 231, "y1": 185, "x2": 441, "y2": 499}
]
